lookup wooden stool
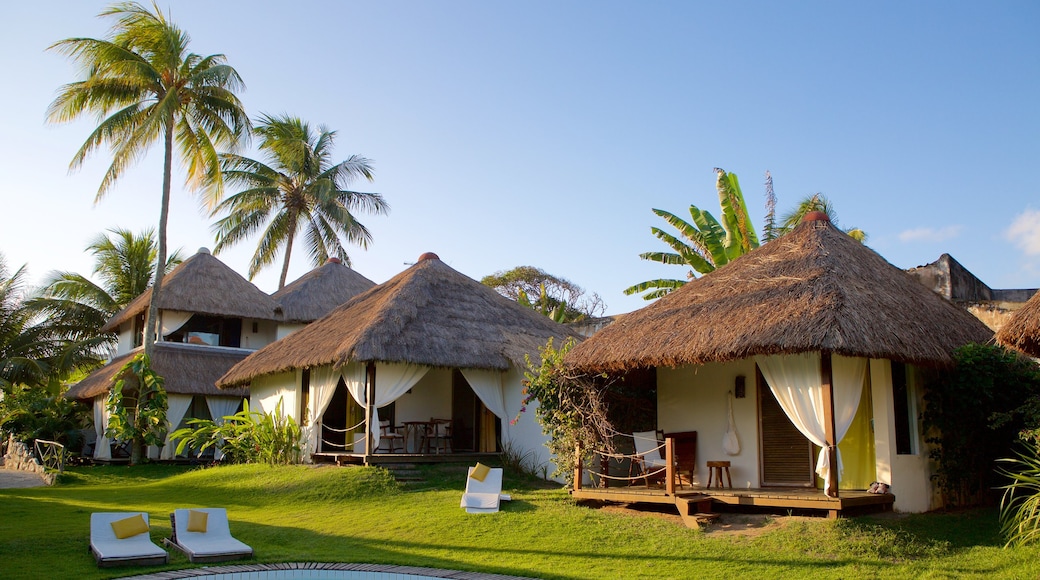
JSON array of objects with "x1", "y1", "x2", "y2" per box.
[{"x1": 706, "y1": 461, "x2": 732, "y2": 489}]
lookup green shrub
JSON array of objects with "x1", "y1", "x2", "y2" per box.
[
  {"x1": 0, "y1": 384, "x2": 88, "y2": 449},
  {"x1": 171, "y1": 399, "x2": 301, "y2": 464},
  {"x1": 998, "y1": 438, "x2": 1040, "y2": 547}
]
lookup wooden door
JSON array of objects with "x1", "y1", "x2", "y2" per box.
[{"x1": 758, "y1": 368, "x2": 815, "y2": 487}]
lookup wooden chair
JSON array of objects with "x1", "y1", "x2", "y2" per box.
[
  {"x1": 424, "y1": 419, "x2": 453, "y2": 454},
  {"x1": 378, "y1": 420, "x2": 405, "y2": 453},
  {"x1": 666, "y1": 431, "x2": 697, "y2": 488}
]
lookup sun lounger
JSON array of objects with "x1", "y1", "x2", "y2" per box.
[
  {"x1": 90, "y1": 512, "x2": 168, "y2": 567},
  {"x1": 167, "y1": 508, "x2": 253, "y2": 563},
  {"x1": 460, "y1": 465, "x2": 510, "y2": 514}
]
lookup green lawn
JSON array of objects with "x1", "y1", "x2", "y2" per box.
[{"x1": 1, "y1": 463, "x2": 1036, "y2": 579}]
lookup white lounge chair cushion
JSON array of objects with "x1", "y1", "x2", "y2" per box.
[
  {"x1": 461, "y1": 467, "x2": 508, "y2": 513},
  {"x1": 173, "y1": 508, "x2": 252, "y2": 558},
  {"x1": 90, "y1": 512, "x2": 166, "y2": 563},
  {"x1": 632, "y1": 431, "x2": 669, "y2": 468}
]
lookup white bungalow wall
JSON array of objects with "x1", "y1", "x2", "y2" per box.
[
  {"x1": 869, "y1": 359, "x2": 939, "y2": 513},
  {"x1": 501, "y1": 367, "x2": 557, "y2": 481},
  {"x1": 240, "y1": 319, "x2": 278, "y2": 350},
  {"x1": 392, "y1": 367, "x2": 452, "y2": 424},
  {"x1": 249, "y1": 371, "x2": 300, "y2": 419},
  {"x1": 276, "y1": 323, "x2": 308, "y2": 341},
  {"x1": 657, "y1": 359, "x2": 761, "y2": 488}
]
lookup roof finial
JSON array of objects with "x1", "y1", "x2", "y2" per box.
[
  {"x1": 802, "y1": 211, "x2": 830, "y2": 223},
  {"x1": 197, "y1": 247, "x2": 211, "y2": 254},
  {"x1": 418, "y1": 252, "x2": 440, "y2": 262},
  {"x1": 327, "y1": 257, "x2": 342, "y2": 265}
]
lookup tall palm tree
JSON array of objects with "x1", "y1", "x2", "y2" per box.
[
  {"x1": 25, "y1": 228, "x2": 182, "y2": 354},
  {"x1": 211, "y1": 114, "x2": 389, "y2": 288},
  {"x1": 625, "y1": 169, "x2": 759, "y2": 300},
  {"x1": 47, "y1": 2, "x2": 250, "y2": 359}
]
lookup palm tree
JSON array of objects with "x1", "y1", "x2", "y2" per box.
[
  {"x1": 624, "y1": 169, "x2": 759, "y2": 299},
  {"x1": 25, "y1": 228, "x2": 182, "y2": 354},
  {"x1": 211, "y1": 114, "x2": 389, "y2": 288},
  {"x1": 47, "y1": 2, "x2": 250, "y2": 360}
]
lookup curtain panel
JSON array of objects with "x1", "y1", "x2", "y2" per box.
[{"x1": 754, "y1": 353, "x2": 866, "y2": 494}]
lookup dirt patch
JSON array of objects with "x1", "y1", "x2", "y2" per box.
[{"x1": 597, "y1": 503, "x2": 816, "y2": 537}]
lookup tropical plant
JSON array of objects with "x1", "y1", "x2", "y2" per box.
[
  {"x1": 105, "y1": 352, "x2": 168, "y2": 464},
  {"x1": 625, "y1": 168, "x2": 759, "y2": 299},
  {"x1": 47, "y1": 1, "x2": 250, "y2": 359},
  {"x1": 25, "y1": 228, "x2": 182, "y2": 354},
  {"x1": 482, "y1": 266, "x2": 605, "y2": 322},
  {"x1": 211, "y1": 114, "x2": 388, "y2": 288},
  {"x1": 170, "y1": 399, "x2": 301, "y2": 465},
  {"x1": 516, "y1": 337, "x2": 615, "y2": 485},
  {"x1": 998, "y1": 438, "x2": 1040, "y2": 547},
  {"x1": 0, "y1": 383, "x2": 89, "y2": 449}
]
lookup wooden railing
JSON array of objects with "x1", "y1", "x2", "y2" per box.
[{"x1": 574, "y1": 436, "x2": 678, "y2": 494}]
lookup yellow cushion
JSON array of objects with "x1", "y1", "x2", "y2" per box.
[
  {"x1": 186, "y1": 509, "x2": 208, "y2": 533},
  {"x1": 110, "y1": 514, "x2": 149, "y2": 539},
  {"x1": 470, "y1": 462, "x2": 491, "y2": 482}
]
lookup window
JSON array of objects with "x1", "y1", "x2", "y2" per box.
[
  {"x1": 132, "y1": 314, "x2": 146, "y2": 348},
  {"x1": 892, "y1": 362, "x2": 917, "y2": 455},
  {"x1": 164, "y1": 315, "x2": 242, "y2": 348}
]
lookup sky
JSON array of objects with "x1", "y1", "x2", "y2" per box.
[{"x1": 1, "y1": 1, "x2": 1038, "y2": 316}]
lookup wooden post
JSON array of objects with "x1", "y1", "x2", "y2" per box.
[
  {"x1": 364, "y1": 362, "x2": 376, "y2": 466},
  {"x1": 820, "y1": 351, "x2": 839, "y2": 498},
  {"x1": 573, "y1": 440, "x2": 582, "y2": 492},
  {"x1": 665, "y1": 436, "x2": 676, "y2": 496}
]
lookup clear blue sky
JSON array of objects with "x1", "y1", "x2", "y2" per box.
[{"x1": 1, "y1": 1, "x2": 1037, "y2": 315}]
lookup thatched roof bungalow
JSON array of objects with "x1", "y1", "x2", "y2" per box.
[
  {"x1": 567, "y1": 213, "x2": 992, "y2": 512},
  {"x1": 996, "y1": 290, "x2": 1040, "y2": 357},
  {"x1": 272, "y1": 258, "x2": 376, "y2": 332},
  {"x1": 70, "y1": 248, "x2": 281, "y2": 462},
  {"x1": 219, "y1": 252, "x2": 581, "y2": 468}
]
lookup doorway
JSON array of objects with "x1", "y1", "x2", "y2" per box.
[
  {"x1": 757, "y1": 367, "x2": 815, "y2": 487},
  {"x1": 451, "y1": 370, "x2": 500, "y2": 452}
]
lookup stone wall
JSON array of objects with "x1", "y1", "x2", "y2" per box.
[{"x1": 2, "y1": 434, "x2": 55, "y2": 485}]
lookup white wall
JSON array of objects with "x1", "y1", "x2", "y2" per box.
[
  {"x1": 658, "y1": 359, "x2": 760, "y2": 488},
  {"x1": 116, "y1": 323, "x2": 134, "y2": 355},
  {"x1": 501, "y1": 367, "x2": 556, "y2": 480},
  {"x1": 869, "y1": 359, "x2": 938, "y2": 513},
  {"x1": 276, "y1": 323, "x2": 307, "y2": 341},
  {"x1": 240, "y1": 319, "x2": 279, "y2": 350},
  {"x1": 393, "y1": 367, "x2": 452, "y2": 423}
]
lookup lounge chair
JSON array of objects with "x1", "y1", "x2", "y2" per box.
[
  {"x1": 460, "y1": 464, "x2": 511, "y2": 514},
  {"x1": 167, "y1": 508, "x2": 253, "y2": 563},
  {"x1": 90, "y1": 512, "x2": 168, "y2": 567}
]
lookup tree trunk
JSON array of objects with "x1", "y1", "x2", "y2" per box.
[{"x1": 277, "y1": 215, "x2": 297, "y2": 290}]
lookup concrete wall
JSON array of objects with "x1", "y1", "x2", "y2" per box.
[{"x1": 240, "y1": 319, "x2": 279, "y2": 350}]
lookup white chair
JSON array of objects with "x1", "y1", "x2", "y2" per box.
[
  {"x1": 460, "y1": 466, "x2": 511, "y2": 514},
  {"x1": 168, "y1": 508, "x2": 253, "y2": 563},
  {"x1": 90, "y1": 512, "x2": 168, "y2": 567}
]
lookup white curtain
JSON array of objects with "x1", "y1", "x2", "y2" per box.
[
  {"x1": 160, "y1": 395, "x2": 194, "y2": 460},
  {"x1": 368, "y1": 363, "x2": 429, "y2": 448},
  {"x1": 306, "y1": 366, "x2": 344, "y2": 455},
  {"x1": 160, "y1": 310, "x2": 194, "y2": 338},
  {"x1": 206, "y1": 396, "x2": 244, "y2": 460},
  {"x1": 460, "y1": 368, "x2": 510, "y2": 439},
  {"x1": 755, "y1": 353, "x2": 867, "y2": 495},
  {"x1": 93, "y1": 396, "x2": 111, "y2": 461}
]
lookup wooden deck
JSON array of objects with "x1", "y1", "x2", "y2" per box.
[
  {"x1": 571, "y1": 484, "x2": 894, "y2": 520},
  {"x1": 312, "y1": 451, "x2": 501, "y2": 466}
]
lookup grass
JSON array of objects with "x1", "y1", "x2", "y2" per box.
[{"x1": 1, "y1": 462, "x2": 1038, "y2": 579}]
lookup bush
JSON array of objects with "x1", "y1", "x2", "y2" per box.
[
  {"x1": 922, "y1": 344, "x2": 1040, "y2": 507},
  {"x1": 0, "y1": 384, "x2": 89, "y2": 450},
  {"x1": 998, "y1": 439, "x2": 1040, "y2": 547},
  {"x1": 170, "y1": 399, "x2": 301, "y2": 465}
]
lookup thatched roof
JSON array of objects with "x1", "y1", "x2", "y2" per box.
[
  {"x1": 102, "y1": 248, "x2": 281, "y2": 333},
  {"x1": 567, "y1": 213, "x2": 993, "y2": 373},
  {"x1": 996, "y1": 290, "x2": 1040, "y2": 357},
  {"x1": 272, "y1": 258, "x2": 376, "y2": 323},
  {"x1": 219, "y1": 253, "x2": 582, "y2": 387},
  {"x1": 65, "y1": 343, "x2": 250, "y2": 400}
]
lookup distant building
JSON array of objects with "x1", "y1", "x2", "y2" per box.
[{"x1": 905, "y1": 253, "x2": 1037, "y2": 332}]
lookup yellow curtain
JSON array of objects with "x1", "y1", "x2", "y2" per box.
[
  {"x1": 346, "y1": 396, "x2": 365, "y2": 451},
  {"x1": 818, "y1": 378, "x2": 876, "y2": 490},
  {"x1": 479, "y1": 406, "x2": 497, "y2": 452}
]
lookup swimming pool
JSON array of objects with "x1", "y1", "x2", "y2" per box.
[{"x1": 120, "y1": 562, "x2": 535, "y2": 580}]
